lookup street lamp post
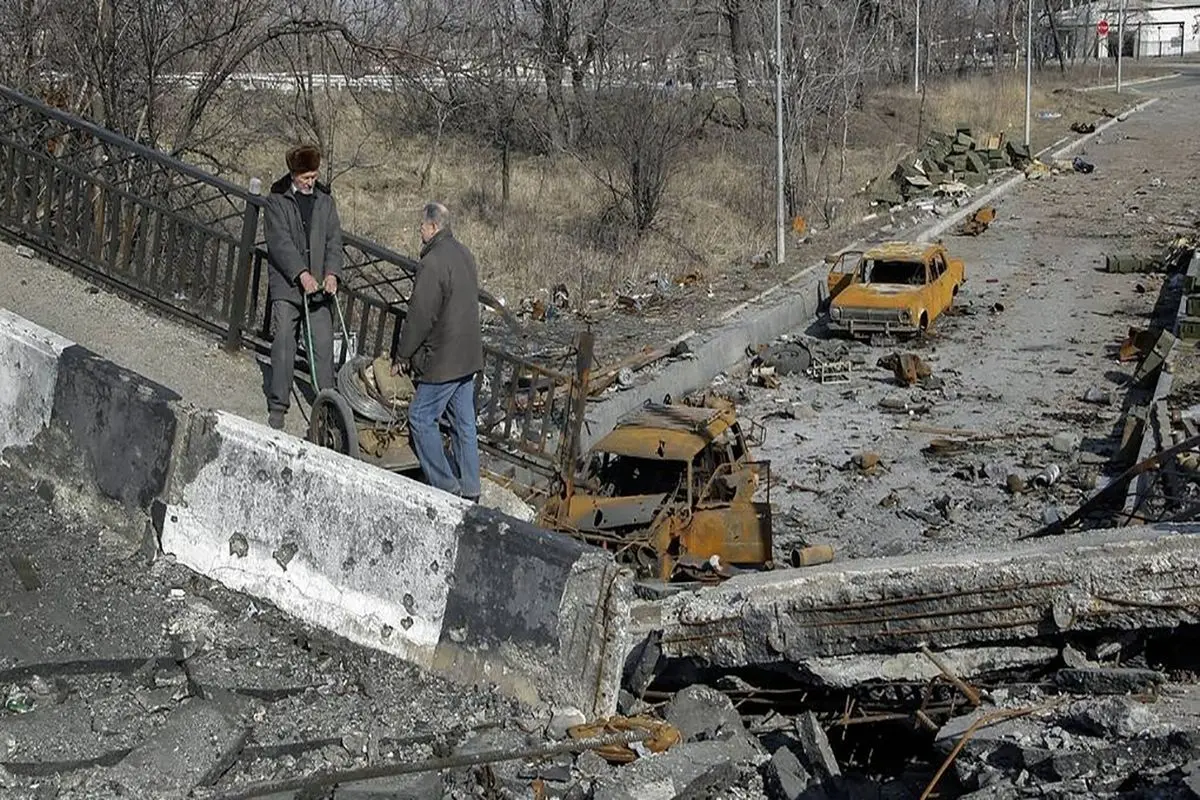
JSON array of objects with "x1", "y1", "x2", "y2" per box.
[
  {"x1": 914, "y1": 0, "x2": 921, "y2": 94},
  {"x1": 775, "y1": 0, "x2": 785, "y2": 267},
  {"x1": 1024, "y1": 0, "x2": 1033, "y2": 146},
  {"x1": 1116, "y1": 0, "x2": 1126, "y2": 92}
]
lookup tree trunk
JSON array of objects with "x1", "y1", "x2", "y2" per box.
[
  {"x1": 1044, "y1": 0, "x2": 1067, "y2": 72},
  {"x1": 721, "y1": 0, "x2": 749, "y2": 129},
  {"x1": 501, "y1": 136, "x2": 511, "y2": 209}
]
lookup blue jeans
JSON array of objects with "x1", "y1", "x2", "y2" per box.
[{"x1": 408, "y1": 375, "x2": 481, "y2": 498}]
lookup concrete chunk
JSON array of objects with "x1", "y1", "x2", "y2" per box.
[
  {"x1": 103, "y1": 699, "x2": 245, "y2": 798},
  {"x1": 589, "y1": 738, "x2": 759, "y2": 800},
  {"x1": 793, "y1": 712, "x2": 840, "y2": 778},
  {"x1": 762, "y1": 746, "x2": 811, "y2": 800},
  {"x1": 663, "y1": 684, "x2": 745, "y2": 742}
]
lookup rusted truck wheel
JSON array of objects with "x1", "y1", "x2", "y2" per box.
[{"x1": 309, "y1": 389, "x2": 360, "y2": 458}]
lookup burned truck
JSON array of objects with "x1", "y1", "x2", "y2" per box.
[{"x1": 539, "y1": 401, "x2": 773, "y2": 581}]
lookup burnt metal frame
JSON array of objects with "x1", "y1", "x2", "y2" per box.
[{"x1": 0, "y1": 82, "x2": 588, "y2": 480}]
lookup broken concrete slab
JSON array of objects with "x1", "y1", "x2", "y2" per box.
[
  {"x1": 589, "y1": 737, "x2": 761, "y2": 800},
  {"x1": 1055, "y1": 667, "x2": 1165, "y2": 696},
  {"x1": 646, "y1": 526, "x2": 1200, "y2": 676},
  {"x1": 803, "y1": 646, "x2": 1059, "y2": 688},
  {"x1": 100, "y1": 698, "x2": 246, "y2": 798},
  {"x1": 762, "y1": 746, "x2": 811, "y2": 800},
  {"x1": 792, "y1": 712, "x2": 840, "y2": 779},
  {"x1": 663, "y1": 684, "x2": 746, "y2": 743}
]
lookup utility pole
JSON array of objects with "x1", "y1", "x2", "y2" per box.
[
  {"x1": 775, "y1": 0, "x2": 785, "y2": 267},
  {"x1": 1024, "y1": 0, "x2": 1033, "y2": 146},
  {"x1": 914, "y1": 0, "x2": 921, "y2": 94},
  {"x1": 1116, "y1": 0, "x2": 1125, "y2": 92}
]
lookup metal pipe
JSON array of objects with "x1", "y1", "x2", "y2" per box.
[
  {"x1": 914, "y1": 0, "x2": 921, "y2": 94},
  {"x1": 1024, "y1": 0, "x2": 1033, "y2": 146},
  {"x1": 1116, "y1": 0, "x2": 1125, "y2": 92},
  {"x1": 774, "y1": 0, "x2": 785, "y2": 267}
]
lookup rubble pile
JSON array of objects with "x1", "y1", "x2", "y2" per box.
[
  {"x1": 935, "y1": 675, "x2": 1200, "y2": 799},
  {"x1": 868, "y1": 126, "x2": 1031, "y2": 207}
]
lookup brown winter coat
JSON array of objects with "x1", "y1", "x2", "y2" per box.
[{"x1": 395, "y1": 229, "x2": 484, "y2": 383}]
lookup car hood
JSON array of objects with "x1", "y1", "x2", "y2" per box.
[{"x1": 833, "y1": 283, "x2": 921, "y2": 308}]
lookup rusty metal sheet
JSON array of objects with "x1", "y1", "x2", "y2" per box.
[
  {"x1": 591, "y1": 403, "x2": 737, "y2": 461},
  {"x1": 591, "y1": 427, "x2": 710, "y2": 462},
  {"x1": 863, "y1": 241, "x2": 937, "y2": 262},
  {"x1": 566, "y1": 493, "x2": 670, "y2": 532},
  {"x1": 678, "y1": 503, "x2": 772, "y2": 567}
]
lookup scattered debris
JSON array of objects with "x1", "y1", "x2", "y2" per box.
[
  {"x1": 1070, "y1": 121, "x2": 1097, "y2": 134},
  {"x1": 789, "y1": 544, "x2": 835, "y2": 567},
  {"x1": 867, "y1": 126, "x2": 1014, "y2": 206},
  {"x1": 1033, "y1": 463, "x2": 1063, "y2": 488},
  {"x1": 877, "y1": 352, "x2": 932, "y2": 387},
  {"x1": 955, "y1": 205, "x2": 996, "y2": 236},
  {"x1": 851, "y1": 451, "x2": 882, "y2": 475}
]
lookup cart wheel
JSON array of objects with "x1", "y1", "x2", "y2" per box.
[{"x1": 308, "y1": 389, "x2": 359, "y2": 458}]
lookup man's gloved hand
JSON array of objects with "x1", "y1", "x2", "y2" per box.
[
  {"x1": 390, "y1": 358, "x2": 410, "y2": 377},
  {"x1": 299, "y1": 271, "x2": 320, "y2": 295},
  {"x1": 323, "y1": 274, "x2": 338, "y2": 295}
]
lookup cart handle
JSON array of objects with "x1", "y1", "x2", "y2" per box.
[{"x1": 301, "y1": 289, "x2": 353, "y2": 389}]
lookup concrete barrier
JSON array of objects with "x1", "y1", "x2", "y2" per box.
[
  {"x1": 0, "y1": 307, "x2": 629, "y2": 717},
  {"x1": 0, "y1": 308, "x2": 177, "y2": 524},
  {"x1": 0, "y1": 308, "x2": 70, "y2": 453}
]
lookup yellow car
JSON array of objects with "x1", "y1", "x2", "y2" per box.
[{"x1": 824, "y1": 241, "x2": 965, "y2": 338}]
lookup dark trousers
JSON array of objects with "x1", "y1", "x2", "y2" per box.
[{"x1": 268, "y1": 298, "x2": 334, "y2": 412}]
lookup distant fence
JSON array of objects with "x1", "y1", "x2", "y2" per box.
[{"x1": 0, "y1": 83, "x2": 587, "y2": 480}]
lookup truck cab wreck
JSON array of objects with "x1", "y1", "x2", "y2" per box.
[
  {"x1": 539, "y1": 401, "x2": 773, "y2": 582},
  {"x1": 824, "y1": 241, "x2": 965, "y2": 339}
]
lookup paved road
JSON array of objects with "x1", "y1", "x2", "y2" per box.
[
  {"x1": 1129, "y1": 63, "x2": 1200, "y2": 92},
  {"x1": 0, "y1": 246, "x2": 309, "y2": 436},
  {"x1": 749, "y1": 77, "x2": 1200, "y2": 561}
]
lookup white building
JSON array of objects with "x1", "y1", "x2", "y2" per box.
[{"x1": 1055, "y1": 0, "x2": 1200, "y2": 59}]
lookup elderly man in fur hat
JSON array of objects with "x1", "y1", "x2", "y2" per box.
[{"x1": 263, "y1": 144, "x2": 344, "y2": 430}]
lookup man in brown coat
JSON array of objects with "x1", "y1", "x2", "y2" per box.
[
  {"x1": 393, "y1": 202, "x2": 483, "y2": 500},
  {"x1": 263, "y1": 144, "x2": 343, "y2": 430}
]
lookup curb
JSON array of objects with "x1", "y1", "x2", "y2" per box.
[
  {"x1": 1082, "y1": 72, "x2": 1182, "y2": 92},
  {"x1": 582, "y1": 96, "x2": 1161, "y2": 447},
  {"x1": 0, "y1": 307, "x2": 629, "y2": 717}
]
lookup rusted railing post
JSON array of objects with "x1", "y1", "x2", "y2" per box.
[
  {"x1": 225, "y1": 177, "x2": 262, "y2": 351},
  {"x1": 561, "y1": 330, "x2": 595, "y2": 495}
]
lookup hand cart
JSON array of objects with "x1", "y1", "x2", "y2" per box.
[{"x1": 301, "y1": 292, "x2": 422, "y2": 474}]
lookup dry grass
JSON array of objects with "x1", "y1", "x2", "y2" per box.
[{"x1": 214, "y1": 61, "x2": 1172, "y2": 304}]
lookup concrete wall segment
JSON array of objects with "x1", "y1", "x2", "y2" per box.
[
  {"x1": 161, "y1": 409, "x2": 463, "y2": 667},
  {"x1": 52, "y1": 343, "x2": 179, "y2": 512},
  {"x1": 435, "y1": 505, "x2": 632, "y2": 714},
  {"x1": 0, "y1": 307, "x2": 72, "y2": 454},
  {"x1": 0, "y1": 307, "x2": 630, "y2": 716}
]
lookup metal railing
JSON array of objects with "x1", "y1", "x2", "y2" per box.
[{"x1": 0, "y1": 83, "x2": 586, "y2": 480}]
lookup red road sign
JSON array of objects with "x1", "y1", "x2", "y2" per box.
[{"x1": 1097, "y1": 19, "x2": 1110, "y2": 36}]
